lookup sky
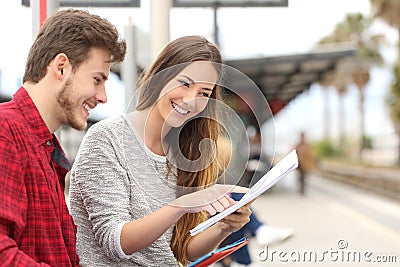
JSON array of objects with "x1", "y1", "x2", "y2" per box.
[
  {"x1": 0, "y1": 0, "x2": 398, "y2": 161},
  {"x1": 0, "y1": 0, "x2": 373, "y2": 71}
]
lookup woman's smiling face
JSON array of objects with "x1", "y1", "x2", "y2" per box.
[{"x1": 154, "y1": 61, "x2": 219, "y2": 129}]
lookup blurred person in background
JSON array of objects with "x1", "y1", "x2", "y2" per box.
[
  {"x1": 0, "y1": 8, "x2": 126, "y2": 266},
  {"x1": 219, "y1": 127, "x2": 294, "y2": 267},
  {"x1": 295, "y1": 131, "x2": 316, "y2": 195}
]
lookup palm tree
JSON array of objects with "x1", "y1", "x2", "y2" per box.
[
  {"x1": 370, "y1": 0, "x2": 400, "y2": 165},
  {"x1": 318, "y1": 13, "x2": 384, "y2": 161},
  {"x1": 389, "y1": 61, "x2": 400, "y2": 164},
  {"x1": 318, "y1": 69, "x2": 348, "y2": 150}
]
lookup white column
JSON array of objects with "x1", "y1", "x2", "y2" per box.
[
  {"x1": 47, "y1": 0, "x2": 59, "y2": 17},
  {"x1": 150, "y1": 0, "x2": 172, "y2": 61},
  {"x1": 31, "y1": 0, "x2": 40, "y2": 40},
  {"x1": 122, "y1": 17, "x2": 138, "y2": 112},
  {"x1": 31, "y1": 0, "x2": 59, "y2": 40}
]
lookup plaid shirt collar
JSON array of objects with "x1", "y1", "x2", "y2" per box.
[
  {"x1": 15, "y1": 87, "x2": 54, "y2": 147},
  {"x1": 14, "y1": 87, "x2": 72, "y2": 172}
]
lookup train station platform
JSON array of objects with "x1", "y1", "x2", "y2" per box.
[
  {"x1": 213, "y1": 172, "x2": 400, "y2": 267},
  {"x1": 316, "y1": 160, "x2": 400, "y2": 201}
]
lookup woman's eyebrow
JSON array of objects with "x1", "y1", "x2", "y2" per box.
[
  {"x1": 179, "y1": 74, "x2": 214, "y2": 91},
  {"x1": 179, "y1": 75, "x2": 195, "y2": 84}
]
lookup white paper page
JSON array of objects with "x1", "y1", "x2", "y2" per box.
[{"x1": 190, "y1": 149, "x2": 298, "y2": 236}]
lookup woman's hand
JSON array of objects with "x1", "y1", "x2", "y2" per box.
[
  {"x1": 216, "y1": 199, "x2": 255, "y2": 234},
  {"x1": 169, "y1": 184, "x2": 249, "y2": 215},
  {"x1": 184, "y1": 194, "x2": 255, "y2": 261}
]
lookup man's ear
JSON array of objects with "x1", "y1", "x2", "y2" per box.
[{"x1": 52, "y1": 53, "x2": 69, "y2": 80}]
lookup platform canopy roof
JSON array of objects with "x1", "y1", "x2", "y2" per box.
[{"x1": 222, "y1": 47, "x2": 356, "y2": 125}]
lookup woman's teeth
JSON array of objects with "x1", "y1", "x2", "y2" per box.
[{"x1": 172, "y1": 102, "x2": 189, "y2": 115}]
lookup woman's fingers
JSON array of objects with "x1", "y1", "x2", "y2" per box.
[
  {"x1": 218, "y1": 196, "x2": 231, "y2": 208},
  {"x1": 203, "y1": 205, "x2": 217, "y2": 216},
  {"x1": 211, "y1": 201, "x2": 224, "y2": 213},
  {"x1": 230, "y1": 185, "x2": 250, "y2": 194},
  {"x1": 170, "y1": 184, "x2": 252, "y2": 215},
  {"x1": 221, "y1": 205, "x2": 252, "y2": 231}
]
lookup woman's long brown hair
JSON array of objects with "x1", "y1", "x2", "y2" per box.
[{"x1": 135, "y1": 36, "x2": 224, "y2": 265}]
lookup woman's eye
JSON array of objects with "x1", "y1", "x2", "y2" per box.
[
  {"x1": 178, "y1": 79, "x2": 190, "y2": 88},
  {"x1": 200, "y1": 92, "x2": 210, "y2": 98},
  {"x1": 94, "y1": 77, "x2": 102, "y2": 85}
]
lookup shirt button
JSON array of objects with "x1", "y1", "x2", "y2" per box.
[{"x1": 46, "y1": 140, "x2": 52, "y2": 146}]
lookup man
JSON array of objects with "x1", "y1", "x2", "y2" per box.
[
  {"x1": 295, "y1": 131, "x2": 316, "y2": 195},
  {"x1": 0, "y1": 8, "x2": 126, "y2": 266}
]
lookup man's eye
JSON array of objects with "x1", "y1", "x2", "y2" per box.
[
  {"x1": 94, "y1": 77, "x2": 101, "y2": 84},
  {"x1": 178, "y1": 79, "x2": 190, "y2": 88}
]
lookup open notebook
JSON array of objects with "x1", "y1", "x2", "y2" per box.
[{"x1": 190, "y1": 149, "x2": 298, "y2": 236}]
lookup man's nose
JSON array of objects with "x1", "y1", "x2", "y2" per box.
[{"x1": 95, "y1": 86, "x2": 107, "y2": 104}]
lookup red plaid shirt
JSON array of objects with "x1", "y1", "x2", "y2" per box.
[{"x1": 0, "y1": 87, "x2": 80, "y2": 266}]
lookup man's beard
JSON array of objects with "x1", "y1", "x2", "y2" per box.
[{"x1": 56, "y1": 78, "x2": 87, "y2": 131}]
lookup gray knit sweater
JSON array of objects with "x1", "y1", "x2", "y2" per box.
[{"x1": 69, "y1": 115, "x2": 179, "y2": 266}]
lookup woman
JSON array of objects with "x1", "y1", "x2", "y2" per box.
[{"x1": 70, "y1": 35, "x2": 252, "y2": 266}]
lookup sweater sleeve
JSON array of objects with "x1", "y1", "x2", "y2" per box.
[{"x1": 70, "y1": 121, "x2": 134, "y2": 260}]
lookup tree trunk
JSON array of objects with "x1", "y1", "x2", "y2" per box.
[
  {"x1": 397, "y1": 122, "x2": 400, "y2": 166},
  {"x1": 338, "y1": 91, "x2": 346, "y2": 151},
  {"x1": 352, "y1": 72, "x2": 370, "y2": 162},
  {"x1": 359, "y1": 87, "x2": 365, "y2": 161},
  {"x1": 323, "y1": 85, "x2": 331, "y2": 141}
]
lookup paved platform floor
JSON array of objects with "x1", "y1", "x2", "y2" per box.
[{"x1": 212, "y1": 172, "x2": 400, "y2": 267}]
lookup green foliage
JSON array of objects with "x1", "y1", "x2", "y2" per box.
[
  {"x1": 312, "y1": 139, "x2": 341, "y2": 159},
  {"x1": 357, "y1": 45, "x2": 384, "y2": 65},
  {"x1": 362, "y1": 134, "x2": 374, "y2": 149},
  {"x1": 389, "y1": 61, "x2": 400, "y2": 125}
]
